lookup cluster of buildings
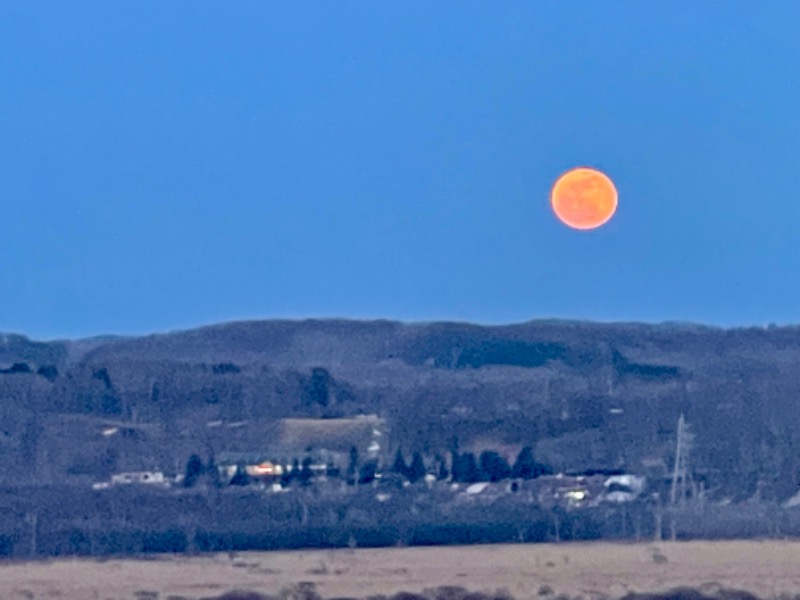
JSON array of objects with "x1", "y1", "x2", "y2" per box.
[
  {"x1": 91, "y1": 414, "x2": 386, "y2": 490},
  {"x1": 90, "y1": 413, "x2": 648, "y2": 508},
  {"x1": 91, "y1": 462, "x2": 649, "y2": 519},
  {"x1": 450, "y1": 473, "x2": 647, "y2": 509},
  {"x1": 91, "y1": 460, "x2": 647, "y2": 504},
  {"x1": 92, "y1": 470, "x2": 169, "y2": 489},
  {"x1": 91, "y1": 454, "x2": 336, "y2": 490}
]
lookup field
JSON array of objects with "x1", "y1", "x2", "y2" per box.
[
  {"x1": 2, "y1": 541, "x2": 800, "y2": 600},
  {"x1": 278, "y1": 416, "x2": 384, "y2": 454}
]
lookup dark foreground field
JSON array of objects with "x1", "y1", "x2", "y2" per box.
[{"x1": 2, "y1": 541, "x2": 800, "y2": 600}]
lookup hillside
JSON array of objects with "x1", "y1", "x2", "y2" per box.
[{"x1": 2, "y1": 319, "x2": 800, "y2": 500}]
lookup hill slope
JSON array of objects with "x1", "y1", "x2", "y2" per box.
[{"x1": 1, "y1": 319, "x2": 799, "y2": 500}]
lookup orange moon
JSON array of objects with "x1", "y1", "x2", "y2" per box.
[{"x1": 550, "y1": 167, "x2": 618, "y2": 230}]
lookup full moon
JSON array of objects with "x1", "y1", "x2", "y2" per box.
[{"x1": 550, "y1": 167, "x2": 618, "y2": 230}]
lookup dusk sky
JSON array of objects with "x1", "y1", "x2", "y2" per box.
[{"x1": 1, "y1": 2, "x2": 798, "y2": 339}]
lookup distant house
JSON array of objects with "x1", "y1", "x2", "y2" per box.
[
  {"x1": 216, "y1": 451, "x2": 330, "y2": 483},
  {"x1": 110, "y1": 471, "x2": 166, "y2": 486},
  {"x1": 217, "y1": 453, "x2": 281, "y2": 480},
  {"x1": 245, "y1": 461, "x2": 283, "y2": 478},
  {"x1": 603, "y1": 474, "x2": 646, "y2": 503},
  {"x1": 529, "y1": 473, "x2": 645, "y2": 506},
  {"x1": 552, "y1": 478, "x2": 603, "y2": 509},
  {"x1": 455, "y1": 481, "x2": 515, "y2": 504},
  {"x1": 465, "y1": 482, "x2": 490, "y2": 495},
  {"x1": 517, "y1": 474, "x2": 607, "y2": 509},
  {"x1": 561, "y1": 487, "x2": 590, "y2": 507},
  {"x1": 529, "y1": 473, "x2": 646, "y2": 507}
]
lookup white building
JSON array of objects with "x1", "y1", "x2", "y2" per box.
[
  {"x1": 110, "y1": 471, "x2": 166, "y2": 486},
  {"x1": 603, "y1": 474, "x2": 646, "y2": 503}
]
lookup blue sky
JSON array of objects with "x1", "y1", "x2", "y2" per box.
[{"x1": 1, "y1": 2, "x2": 798, "y2": 339}]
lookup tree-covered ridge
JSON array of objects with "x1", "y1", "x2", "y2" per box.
[{"x1": 0, "y1": 319, "x2": 799, "y2": 503}]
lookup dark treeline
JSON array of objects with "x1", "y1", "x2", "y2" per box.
[
  {"x1": 1, "y1": 482, "x2": 799, "y2": 560},
  {"x1": 182, "y1": 444, "x2": 553, "y2": 491}
]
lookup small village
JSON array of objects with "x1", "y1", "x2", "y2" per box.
[
  {"x1": 93, "y1": 447, "x2": 649, "y2": 512},
  {"x1": 82, "y1": 412, "x2": 716, "y2": 531}
]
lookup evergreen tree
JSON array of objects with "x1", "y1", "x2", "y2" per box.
[
  {"x1": 206, "y1": 455, "x2": 222, "y2": 488},
  {"x1": 479, "y1": 450, "x2": 512, "y2": 482},
  {"x1": 229, "y1": 463, "x2": 250, "y2": 486},
  {"x1": 183, "y1": 454, "x2": 204, "y2": 488},
  {"x1": 512, "y1": 446, "x2": 537, "y2": 479},
  {"x1": 359, "y1": 460, "x2": 378, "y2": 484},
  {"x1": 461, "y1": 452, "x2": 480, "y2": 483},
  {"x1": 280, "y1": 463, "x2": 294, "y2": 487},
  {"x1": 435, "y1": 454, "x2": 449, "y2": 481},
  {"x1": 537, "y1": 461, "x2": 554, "y2": 477},
  {"x1": 392, "y1": 448, "x2": 409, "y2": 478},
  {"x1": 408, "y1": 451, "x2": 426, "y2": 483},
  {"x1": 512, "y1": 446, "x2": 552, "y2": 479},
  {"x1": 299, "y1": 457, "x2": 314, "y2": 486},
  {"x1": 450, "y1": 451, "x2": 464, "y2": 482}
]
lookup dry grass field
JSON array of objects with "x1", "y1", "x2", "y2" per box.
[
  {"x1": 2, "y1": 541, "x2": 800, "y2": 600},
  {"x1": 278, "y1": 416, "x2": 384, "y2": 453}
]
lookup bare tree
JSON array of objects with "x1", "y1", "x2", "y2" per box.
[{"x1": 25, "y1": 511, "x2": 38, "y2": 556}]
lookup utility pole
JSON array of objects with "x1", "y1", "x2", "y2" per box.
[
  {"x1": 669, "y1": 414, "x2": 695, "y2": 540},
  {"x1": 670, "y1": 414, "x2": 685, "y2": 507},
  {"x1": 670, "y1": 414, "x2": 694, "y2": 506}
]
